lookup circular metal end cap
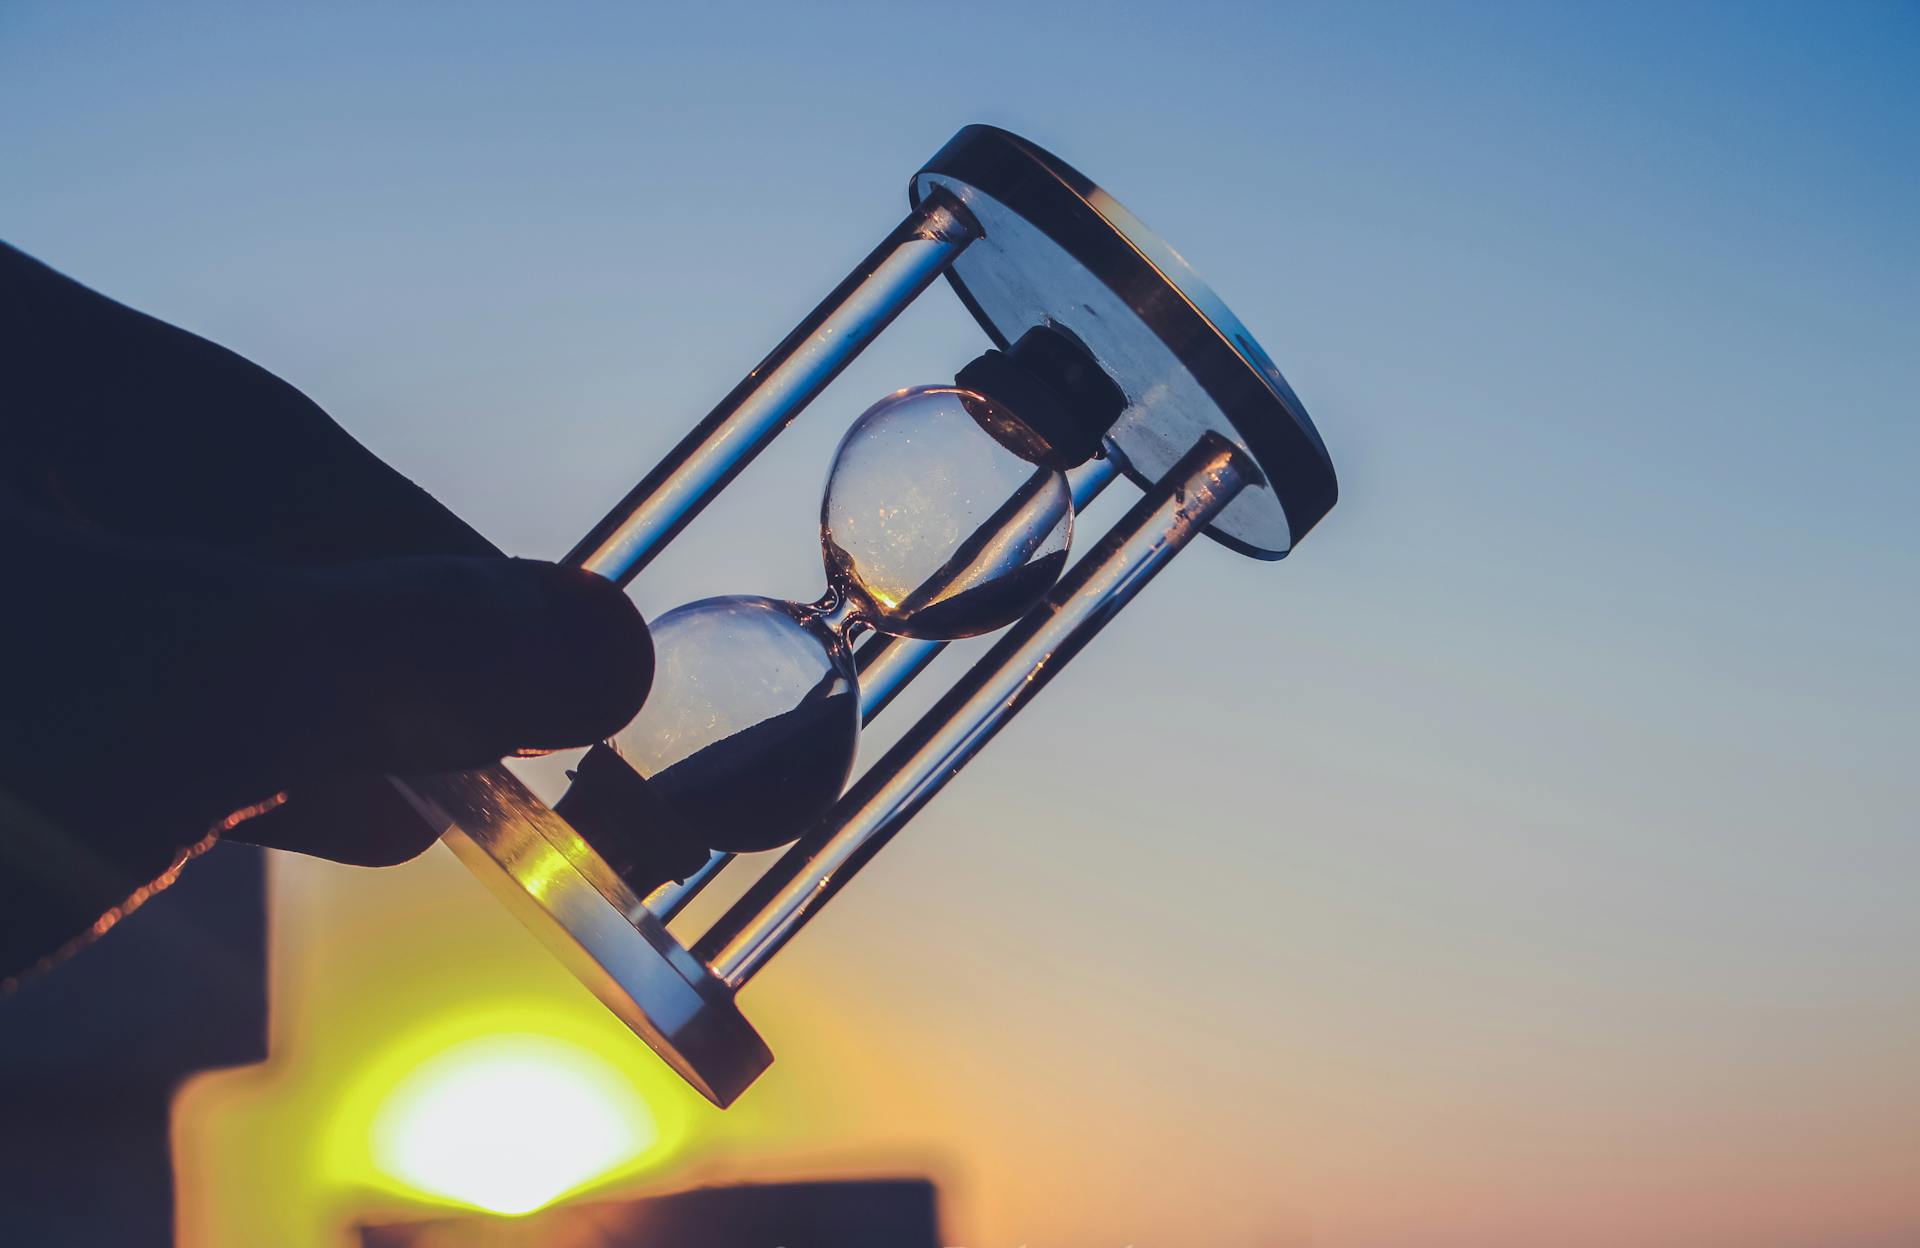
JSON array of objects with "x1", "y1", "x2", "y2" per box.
[
  {"x1": 398, "y1": 767, "x2": 772, "y2": 1108},
  {"x1": 913, "y1": 125, "x2": 1337, "y2": 558}
]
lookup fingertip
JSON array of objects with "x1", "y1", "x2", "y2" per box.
[
  {"x1": 284, "y1": 553, "x2": 654, "y2": 774},
  {"x1": 231, "y1": 774, "x2": 445, "y2": 866},
  {"x1": 513, "y1": 561, "x2": 653, "y2": 745}
]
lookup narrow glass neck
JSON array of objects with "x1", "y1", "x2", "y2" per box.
[{"x1": 807, "y1": 588, "x2": 869, "y2": 645}]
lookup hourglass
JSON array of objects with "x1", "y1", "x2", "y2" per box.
[{"x1": 391, "y1": 126, "x2": 1339, "y2": 1107}]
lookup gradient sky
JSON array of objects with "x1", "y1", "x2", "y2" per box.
[{"x1": 4, "y1": 3, "x2": 1917, "y2": 1247}]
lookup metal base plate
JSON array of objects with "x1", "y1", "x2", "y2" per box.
[
  {"x1": 914, "y1": 125, "x2": 1338, "y2": 559},
  {"x1": 393, "y1": 765, "x2": 772, "y2": 1108}
]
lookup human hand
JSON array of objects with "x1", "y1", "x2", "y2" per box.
[{"x1": 0, "y1": 242, "x2": 651, "y2": 973}]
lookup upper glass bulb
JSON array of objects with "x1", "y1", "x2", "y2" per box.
[{"x1": 822, "y1": 385, "x2": 1074, "y2": 639}]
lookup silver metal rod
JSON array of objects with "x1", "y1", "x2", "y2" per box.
[
  {"x1": 696, "y1": 433, "x2": 1253, "y2": 986},
  {"x1": 566, "y1": 191, "x2": 979, "y2": 586},
  {"x1": 645, "y1": 848, "x2": 730, "y2": 923},
  {"x1": 646, "y1": 445, "x2": 1127, "y2": 925},
  {"x1": 1069, "y1": 443, "x2": 1127, "y2": 512}
]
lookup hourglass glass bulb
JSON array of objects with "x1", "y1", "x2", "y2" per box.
[
  {"x1": 821, "y1": 386, "x2": 1071, "y2": 639},
  {"x1": 822, "y1": 324, "x2": 1129, "y2": 639}
]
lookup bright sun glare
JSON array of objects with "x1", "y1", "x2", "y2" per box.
[{"x1": 369, "y1": 1033, "x2": 660, "y2": 1216}]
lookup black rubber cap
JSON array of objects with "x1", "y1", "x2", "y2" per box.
[
  {"x1": 554, "y1": 742, "x2": 712, "y2": 893},
  {"x1": 955, "y1": 324, "x2": 1127, "y2": 470}
]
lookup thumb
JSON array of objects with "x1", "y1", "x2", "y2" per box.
[
  {"x1": 267, "y1": 555, "x2": 653, "y2": 778},
  {"x1": 220, "y1": 554, "x2": 653, "y2": 867}
]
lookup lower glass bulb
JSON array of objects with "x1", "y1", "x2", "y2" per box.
[{"x1": 607, "y1": 595, "x2": 859, "y2": 855}]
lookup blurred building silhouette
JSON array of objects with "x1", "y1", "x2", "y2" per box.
[
  {"x1": 360, "y1": 1179, "x2": 941, "y2": 1248},
  {"x1": 0, "y1": 843, "x2": 268, "y2": 1246}
]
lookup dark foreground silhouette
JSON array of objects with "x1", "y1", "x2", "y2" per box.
[{"x1": 0, "y1": 241, "x2": 654, "y2": 978}]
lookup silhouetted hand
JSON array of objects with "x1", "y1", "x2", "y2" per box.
[{"x1": 0, "y1": 242, "x2": 652, "y2": 976}]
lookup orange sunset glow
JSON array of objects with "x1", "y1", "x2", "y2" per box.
[{"x1": 4, "y1": 3, "x2": 1916, "y2": 1247}]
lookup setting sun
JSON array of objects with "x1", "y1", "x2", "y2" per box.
[{"x1": 369, "y1": 1033, "x2": 660, "y2": 1216}]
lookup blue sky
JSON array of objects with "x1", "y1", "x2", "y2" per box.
[{"x1": 5, "y1": 3, "x2": 1917, "y2": 1245}]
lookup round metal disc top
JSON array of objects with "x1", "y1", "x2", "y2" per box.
[{"x1": 913, "y1": 125, "x2": 1336, "y2": 558}]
